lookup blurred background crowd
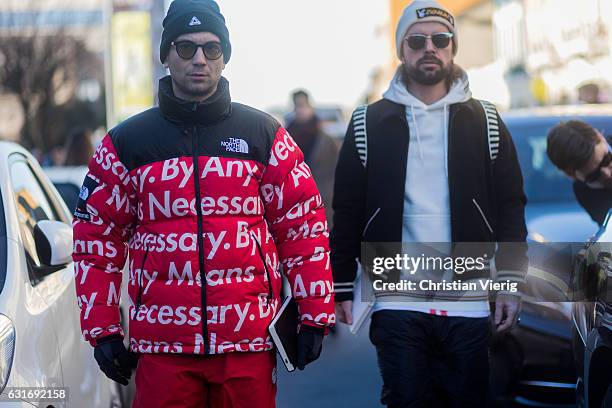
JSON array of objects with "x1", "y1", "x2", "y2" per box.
[{"x1": 2, "y1": 0, "x2": 612, "y2": 162}]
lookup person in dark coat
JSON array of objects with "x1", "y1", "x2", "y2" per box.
[
  {"x1": 547, "y1": 120, "x2": 612, "y2": 226},
  {"x1": 286, "y1": 89, "x2": 339, "y2": 227}
]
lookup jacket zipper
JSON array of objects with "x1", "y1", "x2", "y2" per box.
[
  {"x1": 472, "y1": 198, "x2": 494, "y2": 235},
  {"x1": 362, "y1": 208, "x2": 381, "y2": 238},
  {"x1": 135, "y1": 247, "x2": 150, "y2": 310},
  {"x1": 447, "y1": 106, "x2": 459, "y2": 240},
  {"x1": 251, "y1": 231, "x2": 273, "y2": 302},
  {"x1": 191, "y1": 126, "x2": 209, "y2": 354}
]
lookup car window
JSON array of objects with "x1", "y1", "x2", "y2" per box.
[
  {"x1": 509, "y1": 123, "x2": 575, "y2": 202},
  {"x1": 506, "y1": 118, "x2": 612, "y2": 203},
  {"x1": 9, "y1": 159, "x2": 59, "y2": 275}
]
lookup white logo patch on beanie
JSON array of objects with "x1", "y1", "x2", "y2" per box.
[
  {"x1": 416, "y1": 7, "x2": 454, "y2": 26},
  {"x1": 188, "y1": 16, "x2": 202, "y2": 26}
]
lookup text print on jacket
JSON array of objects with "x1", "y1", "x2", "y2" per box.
[{"x1": 73, "y1": 76, "x2": 335, "y2": 355}]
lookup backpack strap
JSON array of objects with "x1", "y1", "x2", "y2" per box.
[
  {"x1": 352, "y1": 105, "x2": 368, "y2": 167},
  {"x1": 478, "y1": 100, "x2": 500, "y2": 162},
  {"x1": 353, "y1": 101, "x2": 499, "y2": 164}
]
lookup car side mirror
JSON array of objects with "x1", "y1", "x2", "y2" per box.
[{"x1": 33, "y1": 220, "x2": 73, "y2": 267}]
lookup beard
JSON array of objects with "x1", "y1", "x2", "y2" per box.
[{"x1": 402, "y1": 56, "x2": 452, "y2": 86}]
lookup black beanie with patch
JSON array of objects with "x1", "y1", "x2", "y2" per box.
[{"x1": 160, "y1": 0, "x2": 231, "y2": 64}]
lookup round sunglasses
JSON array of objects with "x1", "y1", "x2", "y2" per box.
[
  {"x1": 405, "y1": 32, "x2": 453, "y2": 50},
  {"x1": 171, "y1": 40, "x2": 223, "y2": 60}
]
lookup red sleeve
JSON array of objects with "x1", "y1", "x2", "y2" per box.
[
  {"x1": 72, "y1": 135, "x2": 137, "y2": 346},
  {"x1": 260, "y1": 127, "x2": 336, "y2": 330}
]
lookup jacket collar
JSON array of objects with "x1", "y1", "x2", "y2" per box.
[
  {"x1": 377, "y1": 99, "x2": 405, "y2": 123},
  {"x1": 374, "y1": 98, "x2": 473, "y2": 124},
  {"x1": 158, "y1": 75, "x2": 232, "y2": 125}
]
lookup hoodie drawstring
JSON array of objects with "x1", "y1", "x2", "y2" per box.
[{"x1": 410, "y1": 105, "x2": 424, "y2": 162}]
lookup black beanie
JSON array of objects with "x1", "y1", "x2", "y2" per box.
[{"x1": 160, "y1": 0, "x2": 231, "y2": 64}]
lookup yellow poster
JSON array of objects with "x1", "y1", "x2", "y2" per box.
[{"x1": 111, "y1": 11, "x2": 154, "y2": 123}]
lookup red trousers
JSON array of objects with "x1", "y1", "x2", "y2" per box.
[{"x1": 132, "y1": 351, "x2": 277, "y2": 408}]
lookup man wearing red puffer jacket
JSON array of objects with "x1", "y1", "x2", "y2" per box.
[{"x1": 72, "y1": 1, "x2": 335, "y2": 406}]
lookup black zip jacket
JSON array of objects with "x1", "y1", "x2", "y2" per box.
[
  {"x1": 331, "y1": 98, "x2": 528, "y2": 301},
  {"x1": 573, "y1": 182, "x2": 612, "y2": 227}
]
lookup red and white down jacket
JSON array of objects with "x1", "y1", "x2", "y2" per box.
[{"x1": 73, "y1": 77, "x2": 335, "y2": 355}]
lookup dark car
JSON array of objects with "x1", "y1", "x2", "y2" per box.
[
  {"x1": 489, "y1": 106, "x2": 612, "y2": 407},
  {"x1": 571, "y1": 209, "x2": 612, "y2": 407}
]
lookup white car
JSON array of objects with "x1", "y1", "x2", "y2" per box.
[
  {"x1": 0, "y1": 142, "x2": 121, "y2": 407},
  {"x1": 44, "y1": 165, "x2": 137, "y2": 406}
]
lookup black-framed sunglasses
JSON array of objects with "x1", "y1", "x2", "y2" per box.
[
  {"x1": 405, "y1": 32, "x2": 453, "y2": 50},
  {"x1": 171, "y1": 40, "x2": 223, "y2": 60},
  {"x1": 584, "y1": 151, "x2": 612, "y2": 184}
]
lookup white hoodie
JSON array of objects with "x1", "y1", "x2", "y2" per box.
[
  {"x1": 373, "y1": 67, "x2": 489, "y2": 317},
  {"x1": 384, "y1": 67, "x2": 471, "y2": 243}
]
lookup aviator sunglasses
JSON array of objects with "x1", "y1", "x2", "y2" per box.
[
  {"x1": 405, "y1": 32, "x2": 453, "y2": 50},
  {"x1": 171, "y1": 40, "x2": 223, "y2": 60}
]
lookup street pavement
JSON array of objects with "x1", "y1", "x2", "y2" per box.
[{"x1": 276, "y1": 322, "x2": 384, "y2": 408}]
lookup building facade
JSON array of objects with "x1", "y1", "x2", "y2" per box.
[{"x1": 494, "y1": 0, "x2": 612, "y2": 107}]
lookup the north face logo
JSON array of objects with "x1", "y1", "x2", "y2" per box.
[
  {"x1": 189, "y1": 16, "x2": 202, "y2": 26},
  {"x1": 221, "y1": 138, "x2": 249, "y2": 154}
]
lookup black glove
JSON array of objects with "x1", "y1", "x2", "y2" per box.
[
  {"x1": 94, "y1": 336, "x2": 139, "y2": 386},
  {"x1": 296, "y1": 325, "x2": 325, "y2": 370}
]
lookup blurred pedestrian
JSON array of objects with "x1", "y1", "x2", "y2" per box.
[
  {"x1": 547, "y1": 120, "x2": 612, "y2": 226},
  {"x1": 286, "y1": 90, "x2": 339, "y2": 227},
  {"x1": 331, "y1": 1, "x2": 528, "y2": 406},
  {"x1": 71, "y1": 1, "x2": 335, "y2": 407},
  {"x1": 63, "y1": 127, "x2": 94, "y2": 166},
  {"x1": 39, "y1": 145, "x2": 65, "y2": 167}
]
